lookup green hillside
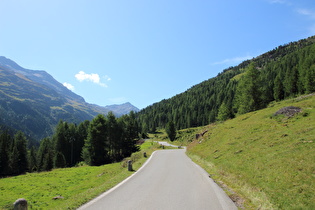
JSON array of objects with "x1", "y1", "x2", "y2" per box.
[
  {"x1": 185, "y1": 94, "x2": 315, "y2": 209},
  {"x1": 137, "y1": 35, "x2": 315, "y2": 132}
]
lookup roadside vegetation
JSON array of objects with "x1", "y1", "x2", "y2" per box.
[
  {"x1": 182, "y1": 94, "x2": 314, "y2": 209},
  {"x1": 0, "y1": 141, "x2": 160, "y2": 209}
]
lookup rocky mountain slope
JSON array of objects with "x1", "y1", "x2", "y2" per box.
[{"x1": 0, "y1": 56, "x2": 138, "y2": 140}]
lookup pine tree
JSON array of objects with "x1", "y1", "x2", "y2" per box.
[
  {"x1": 54, "y1": 152, "x2": 66, "y2": 168},
  {"x1": 217, "y1": 102, "x2": 232, "y2": 121},
  {"x1": 82, "y1": 114, "x2": 108, "y2": 166},
  {"x1": 0, "y1": 131, "x2": 11, "y2": 176},
  {"x1": 37, "y1": 137, "x2": 53, "y2": 171},
  {"x1": 119, "y1": 112, "x2": 140, "y2": 157},
  {"x1": 106, "y1": 112, "x2": 120, "y2": 161},
  {"x1": 13, "y1": 131, "x2": 28, "y2": 174},
  {"x1": 235, "y1": 63, "x2": 262, "y2": 114},
  {"x1": 305, "y1": 64, "x2": 315, "y2": 93},
  {"x1": 28, "y1": 146, "x2": 37, "y2": 172},
  {"x1": 75, "y1": 120, "x2": 89, "y2": 164},
  {"x1": 53, "y1": 120, "x2": 70, "y2": 167},
  {"x1": 166, "y1": 121, "x2": 176, "y2": 142},
  {"x1": 274, "y1": 74, "x2": 285, "y2": 101}
]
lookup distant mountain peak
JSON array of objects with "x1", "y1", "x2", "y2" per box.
[{"x1": 105, "y1": 102, "x2": 139, "y2": 116}]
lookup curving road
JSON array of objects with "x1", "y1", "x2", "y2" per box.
[{"x1": 78, "y1": 149, "x2": 237, "y2": 210}]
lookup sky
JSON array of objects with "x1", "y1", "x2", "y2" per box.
[{"x1": 0, "y1": 0, "x2": 314, "y2": 109}]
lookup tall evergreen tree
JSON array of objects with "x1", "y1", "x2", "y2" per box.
[
  {"x1": 28, "y1": 146, "x2": 37, "y2": 172},
  {"x1": 75, "y1": 120, "x2": 89, "y2": 164},
  {"x1": 53, "y1": 120, "x2": 70, "y2": 167},
  {"x1": 166, "y1": 121, "x2": 176, "y2": 142},
  {"x1": 106, "y1": 112, "x2": 120, "y2": 161},
  {"x1": 235, "y1": 63, "x2": 262, "y2": 114},
  {"x1": 54, "y1": 152, "x2": 66, "y2": 168},
  {"x1": 274, "y1": 74, "x2": 285, "y2": 101},
  {"x1": 119, "y1": 112, "x2": 140, "y2": 157},
  {"x1": 217, "y1": 102, "x2": 232, "y2": 121},
  {"x1": 82, "y1": 114, "x2": 108, "y2": 166},
  {"x1": 37, "y1": 137, "x2": 53, "y2": 171},
  {"x1": 13, "y1": 131, "x2": 28, "y2": 174},
  {"x1": 305, "y1": 64, "x2": 315, "y2": 93},
  {"x1": 0, "y1": 131, "x2": 11, "y2": 176}
]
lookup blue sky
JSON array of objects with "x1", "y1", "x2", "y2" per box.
[{"x1": 0, "y1": 0, "x2": 314, "y2": 109}]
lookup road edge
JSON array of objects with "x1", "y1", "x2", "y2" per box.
[{"x1": 77, "y1": 150, "x2": 158, "y2": 209}]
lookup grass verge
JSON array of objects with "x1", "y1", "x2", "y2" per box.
[
  {"x1": 185, "y1": 94, "x2": 315, "y2": 209},
  {"x1": 0, "y1": 142, "x2": 160, "y2": 210}
]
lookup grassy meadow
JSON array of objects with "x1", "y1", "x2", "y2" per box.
[
  {"x1": 1, "y1": 94, "x2": 314, "y2": 209},
  {"x1": 0, "y1": 142, "x2": 160, "y2": 209},
  {"x1": 185, "y1": 94, "x2": 315, "y2": 209}
]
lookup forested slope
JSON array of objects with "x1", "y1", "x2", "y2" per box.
[{"x1": 137, "y1": 36, "x2": 315, "y2": 132}]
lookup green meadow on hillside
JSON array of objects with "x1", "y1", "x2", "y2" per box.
[
  {"x1": 0, "y1": 143, "x2": 160, "y2": 210},
  {"x1": 186, "y1": 94, "x2": 315, "y2": 209}
]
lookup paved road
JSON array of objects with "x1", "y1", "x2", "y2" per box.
[{"x1": 78, "y1": 149, "x2": 237, "y2": 210}]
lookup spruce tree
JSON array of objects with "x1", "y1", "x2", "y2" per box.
[
  {"x1": 37, "y1": 137, "x2": 53, "y2": 171},
  {"x1": 235, "y1": 63, "x2": 262, "y2": 114},
  {"x1": 217, "y1": 102, "x2": 232, "y2": 121},
  {"x1": 28, "y1": 146, "x2": 37, "y2": 172},
  {"x1": 305, "y1": 65, "x2": 315, "y2": 93},
  {"x1": 13, "y1": 131, "x2": 28, "y2": 174},
  {"x1": 82, "y1": 114, "x2": 108, "y2": 166},
  {"x1": 0, "y1": 131, "x2": 11, "y2": 176},
  {"x1": 54, "y1": 152, "x2": 66, "y2": 168},
  {"x1": 166, "y1": 121, "x2": 176, "y2": 142},
  {"x1": 53, "y1": 120, "x2": 70, "y2": 167},
  {"x1": 274, "y1": 74, "x2": 285, "y2": 101}
]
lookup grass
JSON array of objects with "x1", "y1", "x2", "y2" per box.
[
  {"x1": 147, "y1": 128, "x2": 201, "y2": 147},
  {"x1": 184, "y1": 94, "x2": 315, "y2": 209},
  {"x1": 0, "y1": 143, "x2": 160, "y2": 210}
]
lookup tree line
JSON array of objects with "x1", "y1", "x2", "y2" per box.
[
  {"x1": 137, "y1": 36, "x2": 315, "y2": 131},
  {"x1": 0, "y1": 111, "x2": 140, "y2": 176}
]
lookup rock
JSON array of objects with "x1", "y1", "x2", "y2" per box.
[
  {"x1": 13, "y1": 198, "x2": 27, "y2": 210},
  {"x1": 52, "y1": 195, "x2": 64, "y2": 200},
  {"x1": 274, "y1": 106, "x2": 302, "y2": 117}
]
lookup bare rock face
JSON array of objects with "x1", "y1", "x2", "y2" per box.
[
  {"x1": 13, "y1": 198, "x2": 27, "y2": 210},
  {"x1": 274, "y1": 106, "x2": 302, "y2": 117}
]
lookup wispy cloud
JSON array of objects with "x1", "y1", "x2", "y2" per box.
[
  {"x1": 75, "y1": 71, "x2": 109, "y2": 87},
  {"x1": 267, "y1": 0, "x2": 292, "y2": 6},
  {"x1": 268, "y1": 0, "x2": 287, "y2": 4},
  {"x1": 63, "y1": 82, "x2": 75, "y2": 91},
  {"x1": 103, "y1": 75, "x2": 111, "y2": 81},
  {"x1": 297, "y1": 8, "x2": 315, "y2": 35},
  {"x1": 212, "y1": 55, "x2": 253, "y2": 66},
  {"x1": 297, "y1": 8, "x2": 315, "y2": 19},
  {"x1": 267, "y1": 0, "x2": 315, "y2": 36}
]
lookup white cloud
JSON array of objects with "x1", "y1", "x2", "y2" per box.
[
  {"x1": 63, "y1": 82, "x2": 75, "y2": 91},
  {"x1": 212, "y1": 55, "x2": 253, "y2": 65},
  {"x1": 103, "y1": 75, "x2": 111, "y2": 81},
  {"x1": 297, "y1": 8, "x2": 315, "y2": 19},
  {"x1": 269, "y1": 0, "x2": 286, "y2": 4},
  {"x1": 75, "y1": 71, "x2": 108, "y2": 87}
]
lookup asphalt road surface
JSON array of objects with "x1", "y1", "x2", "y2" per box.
[{"x1": 78, "y1": 149, "x2": 237, "y2": 210}]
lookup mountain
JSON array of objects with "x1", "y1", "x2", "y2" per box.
[
  {"x1": 105, "y1": 102, "x2": 139, "y2": 116},
  {"x1": 137, "y1": 35, "x2": 315, "y2": 132},
  {"x1": 0, "y1": 56, "x2": 85, "y2": 104},
  {"x1": 0, "y1": 56, "x2": 138, "y2": 140}
]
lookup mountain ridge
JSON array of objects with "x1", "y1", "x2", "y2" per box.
[
  {"x1": 0, "y1": 56, "x2": 139, "y2": 140},
  {"x1": 137, "y1": 35, "x2": 315, "y2": 132}
]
